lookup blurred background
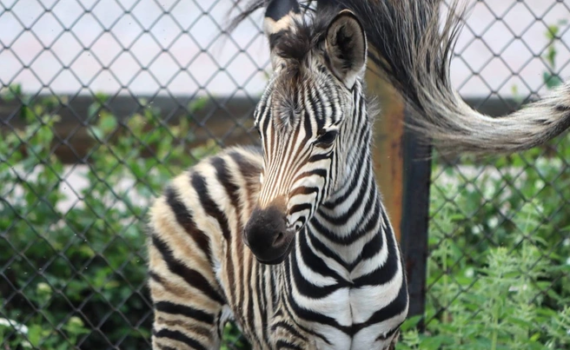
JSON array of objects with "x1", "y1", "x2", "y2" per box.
[{"x1": 0, "y1": 0, "x2": 569, "y2": 349}]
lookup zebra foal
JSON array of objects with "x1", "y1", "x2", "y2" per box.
[{"x1": 147, "y1": 0, "x2": 570, "y2": 349}]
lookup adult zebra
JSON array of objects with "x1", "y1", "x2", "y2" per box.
[{"x1": 147, "y1": 0, "x2": 570, "y2": 349}]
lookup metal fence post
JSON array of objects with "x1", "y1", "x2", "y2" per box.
[{"x1": 400, "y1": 109, "x2": 432, "y2": 324}]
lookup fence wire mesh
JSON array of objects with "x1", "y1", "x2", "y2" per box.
[
  {"x1": 0, "y1": 0, "x2": 263, "y2": 348},
  {"x1": 425, "y1": 1, "x2": 570, "y2": 347},
  {"x1": 0, "y1": 0, "x2": 568, "y2": 349}
]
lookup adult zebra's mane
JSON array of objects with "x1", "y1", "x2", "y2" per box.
[
  {"x1": 230, "y1": 0, "x2": 570, "y2": 155},
  {"x1": 228, "y1": 0, "x2": 460, "y2": 110},
  {"x1": 227, "y1": 0, "x2": 462, "y2": 147}
]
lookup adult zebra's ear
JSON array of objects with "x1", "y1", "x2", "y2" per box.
[
  {"x1": 264, "y1": 0, "x2": 301, "y2": 70},
  {"x1": 324, "y1": 10, "x2": 367, "y2": 89}
]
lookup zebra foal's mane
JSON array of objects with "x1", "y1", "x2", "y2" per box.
[{"x1": 232, "y1": 4, "x2": 353, "y2": 97}]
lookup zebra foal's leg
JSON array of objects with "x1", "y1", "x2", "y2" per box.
[{"x1": 147, "y1": 190, "x2": 226, "y2": 350}]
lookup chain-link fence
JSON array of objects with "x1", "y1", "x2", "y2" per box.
[
  {"x1": 0, "y1": 0, "x2": 264, "y2": 348},
  {"x1": 0, "y1": 0, "x2": 569, "y2": 349},
  {"x1": 424, "y1": 1, "x2": 570, "y2": 348}
]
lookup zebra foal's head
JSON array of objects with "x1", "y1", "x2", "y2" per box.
[{"x1": 243, "y1": 0, "x2": 368, "y2": 264}]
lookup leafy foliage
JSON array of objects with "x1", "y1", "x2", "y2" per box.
[
  {"x1": 1, "y1": 17, "x2": 569, "y2": 350},
  {"x1": 398, "y1": 22, "x2": 570, "y2": 350},
  {"x1": 0, "y1": 87, "x2": 219, "y2": 349}
]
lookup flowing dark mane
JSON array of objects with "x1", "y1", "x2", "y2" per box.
[
  {"x1": 227, "y1": 0, "x2": 460, "y2": 117},
  {"x1": 229, "y1": 0, "x2": 570, "y2": 155},
  {"x1": 228, "y1": 1, "x2": 339, "y2": 64},
  {"x1": 230, "y1": 4, "x2": 345, "y2": 113},
  {"x1": 234, "y1": 4, "x2": 343, "y2": 63},
  {"x1": 227, "y1": 0, "x2": 314, "y2": 32}
]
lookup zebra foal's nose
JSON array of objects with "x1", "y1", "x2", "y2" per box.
[{"x1": 243, "y1": 204, "x2": 294, "y2": 265}]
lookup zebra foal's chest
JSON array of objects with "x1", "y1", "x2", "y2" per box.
[
  {"x1": 282, "y1": 224, "x2": 405, "y2": 349},
  {"x1": 305, "y1": 283, "x2": 403, "y2": 350}
]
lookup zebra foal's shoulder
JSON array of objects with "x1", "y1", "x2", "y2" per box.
[
  {"x1": 148, "y1": 145, "x2": 263, "y2": 245},
  {"x1": 147, "y1": 146, "x2": 264, "y2": 349}
]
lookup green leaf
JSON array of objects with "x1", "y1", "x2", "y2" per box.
[
  {"x1": 545, "y1": 24, "x2": 560, "y2": 41},
  {"x1": 543, "y1": 72, "x2": 563, "y2": 89},
  {"x1": 94, "y1": 92, "x2": 109, "y2": 104},
  {"x1": 27, "y1": 325, "x2": 42, "y2": 347},
  {"x1": 99, "y1": 113, "x2": 118, "y2": 134},
  {"x1": 90, "y1": 126, "x2": 104, "y2": 141},
  {"x1": 401, "y1": 315, "x2": 423, "y2": 331},
  {"x1": 188, "y1": 96, "x2": 209, "y2": 114},
  {"x1": 87, "y1": 102, "x2": 100, "y2": 118}
]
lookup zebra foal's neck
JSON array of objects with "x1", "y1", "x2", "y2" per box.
[
  {"x1": 293, "y1": 83, "x2": 387, "y2": 271},
  {"x1": 279, "y1": 82, "x2": 407, "y2": 346}
]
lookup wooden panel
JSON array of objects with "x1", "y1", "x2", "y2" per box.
[
  {"x1": 1, "y1": 95, "x2": 518, "y2": 167},
  {"x1": 364, "y1": 68, "x2": 432, "y2": 318},
  {"x1": 364, "y1": 69, "x2": 406, "y2": 242}
]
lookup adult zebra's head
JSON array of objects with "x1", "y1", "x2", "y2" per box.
[{"x1": 243, "y1": 0, "x2": 368, "y2": 264}]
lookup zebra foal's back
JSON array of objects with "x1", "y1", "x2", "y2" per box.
[{"x1": 147, "y1": 146, "x2": 264, "y2": 350}]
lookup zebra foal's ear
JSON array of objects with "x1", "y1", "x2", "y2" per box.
[
  {"x1": 324, "y1": 10, "x2": 367, "y2": 89},
  {"x1": 264, "y1": 0, "x2": 301, "y2": 70}
]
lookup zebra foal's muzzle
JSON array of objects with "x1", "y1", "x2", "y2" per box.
[
  {"x1": 243, "y1": 203, "x2": 295, "y2": 265},
  {"x1": 241, "y1": 0, "x2": 302, "y2": 265}
]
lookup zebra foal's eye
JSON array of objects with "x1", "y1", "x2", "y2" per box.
[{"x1": 315, "y1": 130, "x2": 338, "y2": 147}]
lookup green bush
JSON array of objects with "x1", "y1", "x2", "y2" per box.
[
  {"x1": 2, "y1": 20, "x2": 568, "y2": 350},
  {"x1": 398, "y1": 150, "x2": 570, "y2": 349},
  {"x1": 398, "y1": 22, "x2": 570, "y2": 350},
  {"x1": 0, "y1": 87, "x2": 219, "y2": 349}
]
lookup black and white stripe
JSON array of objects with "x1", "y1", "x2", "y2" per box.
[
  {"x1": 148, "y1": 12, "x2": 408, "y2": 347},
  {"x1": 148, "y1": 1, "x2": 406, "y2": 350},
  {"x1": 148, "y1": 0, "x2": 570, "y2": 349},
  {"x1": 148, "y1": 79, "x2": 407, "y2": 349}
]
